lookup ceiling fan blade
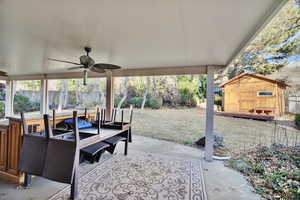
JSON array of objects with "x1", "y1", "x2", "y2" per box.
[
  {"x1": 90, "y1": 66, "x2": 105, "y2": 73},
  {"x1": 0, "y1": 71, "x2": 7, "y2": 76},
  {"x1": 93, "y1": 63, "x2": 121, "y2": 69},
  {"x1": 48, "y1": 58, "x2": 81, "y2": 65},
  {"x1": 68, "y1": 66, "x2": 85, "y2": 70}
]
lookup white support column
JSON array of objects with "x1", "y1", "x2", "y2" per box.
[
  {"x1": 5, "y1": 80, "x2": 13, "y2": 117},
  {"x1": 40, "y1": 79, "x2": 49, "y2": 114},
  {"x1": 106, "y1": 75, "x2": 114, "y2": 120},
  {"x1": 205, "y1": 66, "x2": 215, "y2": 162}
]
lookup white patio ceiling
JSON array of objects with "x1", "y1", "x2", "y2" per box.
[{"x1": 0, "y1": 0, "x2": 286, "y2": 76}]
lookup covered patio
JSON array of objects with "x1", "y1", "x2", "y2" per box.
[
  {"x1": 0, "y1": 135, "x2": 259, "y2": 200},
  {"x1": 0, "y1": 0, "x2": 287, "y2": 199}
]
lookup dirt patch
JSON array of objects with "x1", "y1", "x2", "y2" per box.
[{"x1": 226, "y1": 145, "x2": 300, "y2": 199}]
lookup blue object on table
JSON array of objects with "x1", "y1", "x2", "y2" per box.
[{"x1": 64, "y1": 118, "x2": 93, "y2": 129}]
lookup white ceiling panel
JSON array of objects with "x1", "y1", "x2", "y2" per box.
[{"x1": 0, "y1": 0, "x2": 285, "y2": 75}]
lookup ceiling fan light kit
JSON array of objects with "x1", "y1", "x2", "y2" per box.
[{"x1": 48, "y1": 47, "x2": 121, "y2": 85}]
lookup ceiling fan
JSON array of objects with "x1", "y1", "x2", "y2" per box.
[{"x1": 48, "y1": 47, "x2": 121, "y2": 85}]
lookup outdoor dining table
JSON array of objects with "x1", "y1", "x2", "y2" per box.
[
  {"x1": 19, "y1": 110, "x2": 130, "y2": 200},
  {"x1": 21, "y1": 126, "x2": 129, "y2": 199},
  {"x1": 67, "y1": 126, "x2": 130, "y2": 199}
]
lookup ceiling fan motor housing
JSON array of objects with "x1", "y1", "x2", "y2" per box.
[
  {"x1": 80, "y1": 47, "x2": 94, "y2": 67},
  {"x1": 80, "y1": 55, "x2": 95, "y2": 67}
]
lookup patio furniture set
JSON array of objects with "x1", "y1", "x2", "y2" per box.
[{"x1": 18, "y1": 107, "x2": 133, "y2": 199}]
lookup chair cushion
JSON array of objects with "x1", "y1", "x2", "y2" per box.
[
  {"x1": 81, "y1": 142, "x2": 110, "y2": 156},
  {"x1": 103, "y1": 136, "x2": 126, "y2": 145},
  {"x1": 64, "y1": 118, "x2": 93, "y2": 129}
]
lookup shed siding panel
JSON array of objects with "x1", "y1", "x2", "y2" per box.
[{"x1": 224, "y1": 81, "x2": 240, "y2": 112}]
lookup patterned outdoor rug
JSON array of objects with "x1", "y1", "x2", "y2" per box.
[{"x1": 49, "y1": 152, "x2": 207, "y2": 200}]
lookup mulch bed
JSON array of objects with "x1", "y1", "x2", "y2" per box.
[{"x1": 225, "y1": 145, "x2": 300, "y2": 200}]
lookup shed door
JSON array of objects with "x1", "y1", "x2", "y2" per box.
[{"x1": 239, "y1": 91, "x2": 255, "y2": 113}]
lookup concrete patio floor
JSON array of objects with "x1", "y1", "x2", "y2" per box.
[{"x1": 0, "y1": 135, "x2": 259, "y2": 200}]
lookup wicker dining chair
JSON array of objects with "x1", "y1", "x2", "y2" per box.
[
  {"x1": 19, "y1": 112, "x2": 52, "y2": 187},
  {"x1": 42, "y1": 111, "x2": 79, "y2": 184}
]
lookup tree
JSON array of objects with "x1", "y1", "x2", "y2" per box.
[
  {"x1": 197, "y1": 75, "x2": 207, "y2": 101},
  {"x1": 58, "y1": 80, "x2": 68, "y2": 111},
  {"x1": 231, "y1": 1, "x2": 300, "y2": 76},
  {"x1": 75, "y1": 79, "x2": 81, "y2": 105},
  {"x1": 141, "y1": 77, "x2": 150, "y2": 109},
  {"x1": 117, "y1": 77, "x2": 129, "y2": 109}
]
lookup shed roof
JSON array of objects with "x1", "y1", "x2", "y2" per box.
[{"x1": 219, "y1": 73, "x2": 291, "y2": 88}]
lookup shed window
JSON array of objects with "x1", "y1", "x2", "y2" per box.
[{"x1": 257, "y1": 91, "x2": 273, "y2": 96}]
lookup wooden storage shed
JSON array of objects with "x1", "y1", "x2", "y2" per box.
[{"x1": 219, "y1": 73, "x2": 291, "y2": 116}]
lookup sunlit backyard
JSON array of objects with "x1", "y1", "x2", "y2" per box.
[{"x1": 130, "y1": 107, "x2": 300, "y2": 154}]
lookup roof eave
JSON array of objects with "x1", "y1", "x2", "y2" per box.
[{"x1": 219, "y1": 73, "x2": 292, "y2": 88}]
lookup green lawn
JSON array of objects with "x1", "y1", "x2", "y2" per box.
[{"x1": 122, "y1": 108, "x2": 300, "y2": 154}]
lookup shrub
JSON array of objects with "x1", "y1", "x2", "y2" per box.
[
  {"x1": 83, "y1": 101, "x2": 99, "y2": 109},
  {"x1": 197, "y1": 77, "x2": 207, "y2": 100},
  {"x1": 147, "y1": 97, "x2": 162, "y2": 109},
  {"x1": 295, "y1": 114, "x2": 300, "y2": 128},
  {"x1": 162, "y1": 92, "x2": 180, "y2": 107},
  {"x1": 179, "y1": 88, "x2": 197, "y2": 107},
  {"x1": 14, "y1": 95, "x2": 32, "y2": 113},
  {"x1": 177, "y1": 75, "x2": 199, "y2": 107},
  {"x1": 127, "y1": 86, "x2": 138, "y2": 99},
  {"x1": 214, "y1": 96, "x2": 222, "y2": 106},
  {"x1": 114, "y1": 97, "x2": 121, "y2": 108},
  {"x1": 129, "y1": 97, "x2": 144, "y2": 108},
  {"x1": 13, "y1": 94, "x2": 40, "y2": 113},
  {"x1": 114, "y1": 97, "x2": 128, "y2": 108},
  {"x1": 31, "y1": 102, "x2": 40, "y2": 111},
  {"x1": 0, "y1": 90, "x2": 5, "y2": 101},
  {"x1": 0, "y1": 101, "x2": 4, "y2": 117}
]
